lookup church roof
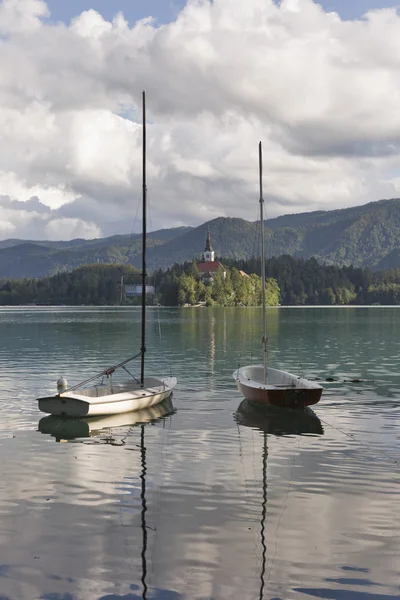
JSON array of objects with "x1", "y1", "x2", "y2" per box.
[{"x1": 197, "y1": 261, "x2": 225, "y2": 273}]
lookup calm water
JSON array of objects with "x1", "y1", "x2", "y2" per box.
[{"x1": 0, "y1": 306, "x2": 399, "y2": 600}]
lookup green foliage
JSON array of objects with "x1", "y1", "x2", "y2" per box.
[
  {"x1": 154, "y1": 262, "x2": 280, "y2": 307},
  {"x1": 0, "y1": 264, "x2": 139, "y2": 306},
  {"x1": 4, "y1": 252, "x2": 400, "y2": 306},
  {"x1": 223, "y1": 254, "x2": 400, "y2": 305}
]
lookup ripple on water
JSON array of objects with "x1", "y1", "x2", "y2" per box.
[{"x1": 0, "y1": 307, "x2": 400, "y2": 599}]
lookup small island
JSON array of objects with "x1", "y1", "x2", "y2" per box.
[{"x1": 1, "y1": 230, "x2": 400, "y2": 307}]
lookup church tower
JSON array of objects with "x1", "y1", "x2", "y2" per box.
[{"x1": 203, "y1": 228, "x2": 215, "y2": 262}]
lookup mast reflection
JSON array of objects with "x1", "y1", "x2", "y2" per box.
[
  {"x1": 39, "y1": 398, "x2": 177, "y2": 599},
  {"x1": 140, "y1": 424, "x2": 148, "y2": 599},
  {"x1": 234, "y1": 400, "x2": 324, "y2": 599}
]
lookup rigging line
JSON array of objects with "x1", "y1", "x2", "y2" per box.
[
  {"x1": 129, "y1": 188, "x2": 143, "y2": 242},
  {"x1": 62, "y1": 352, "x2": 142, "y2": 393},
  {"x1": 102, "y1": 437, "x2": 129, "y2": 599},
  {"x1": 235, "y1": 421, "x2": 261, "y2": 562},
  {"x1": 317, "y1": 414, "x2": 399, "y2": 468},
  {"x1": 238, "y1": 200, "x2": 262, "y2": 365},
  {"x1": 122, "y1": 365, "x2": 140, "y2": 382},
  {"x1": 236, "y1": 421, "x2": 257, "y2": 504},
  {"x1": 157, "y1": 302, "x2": 162, "y2": 341},
  {"x1": 255, "y1": 200, "x2": 269, "y2": 372},
  {"x1": 114, "y1": 426, "x2": 138, "y2": 587},
  {"x1": 146, "y1": 189, "x2": 154, "y2": 240}
]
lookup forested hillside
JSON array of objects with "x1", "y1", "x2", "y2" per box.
[
  {"x1": 1, "y1": 198, "x2": 400, "y2": 278},
  {"x1": 2, "y1": 257, "x2": 400, "y2": 306}
]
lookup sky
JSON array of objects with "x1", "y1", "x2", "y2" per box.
[
  {"x1": 1, "y1": 0, "x2": 400, "y2": 241},
  {"x1": 44, "y1": 0, "x2": 400, "y2": 25}
]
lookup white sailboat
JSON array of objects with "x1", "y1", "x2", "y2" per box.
[
  {"x1": 37, "y1": 91, "x2": 177, "y2": 417},
  {"x1": 38, "y1": 396, "x2": 175, "y2": 441},
  {"x1": 233, "y1": 143, "x2": 322, "y2": 409}
]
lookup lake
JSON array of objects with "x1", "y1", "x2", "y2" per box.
[{"x1": 0, "y1": 306, "x2": 399, "y2": 600}]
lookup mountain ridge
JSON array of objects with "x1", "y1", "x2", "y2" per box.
[{"x1": 1, "y1": 198, "x2": 400, "y2": 278}]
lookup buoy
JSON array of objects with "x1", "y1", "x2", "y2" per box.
[{"x1": 57, "y1": 377, "x2": 68, "y2": 392}]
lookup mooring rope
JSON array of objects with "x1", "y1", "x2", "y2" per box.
[{"x1": 316, "y1": 412, "x2": 399, "y2": 468}]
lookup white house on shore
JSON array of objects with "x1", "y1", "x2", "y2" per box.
[{"x1": 125, "y1": 284, "x2": 155, "y2": 297}]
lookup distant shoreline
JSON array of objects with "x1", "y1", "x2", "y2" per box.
[{"x1": 1, "y1": 304, "x2": 397, "y2": 309}]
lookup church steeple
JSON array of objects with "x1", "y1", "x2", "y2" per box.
[
  {"x1": 205, "y1": 228, "x2": 213, "y2": 252},
  {"x1": 203, "y1": 228, "x2": 215, "y2": 262}
]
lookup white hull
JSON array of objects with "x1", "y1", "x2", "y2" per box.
[
  {"x1": 38, "y1": 376, "x2": 177, "y2": 417},
  {"x1": 233, "y1": 366, "x2": 322, "y2": 408},
  {"x1": 39, "y1": 397, "x2": 175, "y2": 440}
]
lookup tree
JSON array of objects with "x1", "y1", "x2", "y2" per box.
[
  {"x1": 265, "y1": 277, "x2": 280, "y2": 306},
  {"x1": 212, "y1": 269, "x2": 226, "y2": 305}
]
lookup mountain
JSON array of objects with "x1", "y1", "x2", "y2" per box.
[
  {"x1": 144, "y1": 198, "x2": 400, "y2": 270},
  {"x1": 1, "y1": 199, "x2": 400, "y2": 278},
  {"x1": 0, "y1": 227, "x2": 192, "y2": 278}
]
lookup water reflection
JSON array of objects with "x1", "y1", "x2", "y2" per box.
[
  {"x1": 235, "y1": 401, "x2": 324, "y2": 599},
  {"x1": 1, "y1": 307, "x2": 400, "y2": 598},
  {"x1": 39, "y1": 398, "x2": 178, "y2": 600},
  {"x1": 38, "y1": 397, "x2": 176, "y2": 443},
  {"x1": 98, "y1": 588, "x2": 183, "y2": 600},
  {"x1": 235, "y1": 399, "x2": 324, "y2": 436}
]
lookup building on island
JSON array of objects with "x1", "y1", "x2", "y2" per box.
[
  {"x1": 125, "y1": 284, "x2": 155, "y2": 297},
  {"x1": 197, "y1": 229, "x2": 226, "y2": 283}
]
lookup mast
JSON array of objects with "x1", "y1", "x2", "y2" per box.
[
  {"x1": 141, "y1": 91, "x2": 147, "y2": 386},
  {"x1": 259, "y1": 142, "x2": 267, "y2": 383}
]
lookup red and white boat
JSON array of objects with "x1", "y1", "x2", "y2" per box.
[
  {"x1": 233, "y1": 143, "x2": 323, "y2": 410},
  {"x1": 233, "y1": 366, "x2": 322, "y2": 409}
]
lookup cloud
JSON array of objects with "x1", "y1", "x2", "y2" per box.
[
  {"x1": 0, "y1": 0, "x2": 400, "y2": 240},
  {"x1": 0, "y1": 194, "x2": 101, "y2": 240},
  {"x1": 0, "y1": 0, "x2": 48, "y2": 34}
]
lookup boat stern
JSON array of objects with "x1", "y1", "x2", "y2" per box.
[{"x1": 38, "y1": 394, "x2": 90, "y2": 417}]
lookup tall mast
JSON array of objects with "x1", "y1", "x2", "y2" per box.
[
  {"x1": 140, "y1": 91, "x2": 147, "y2": 386},
  {"x1": 259, "y1": 142, "x2": 267, "y2": 384}
]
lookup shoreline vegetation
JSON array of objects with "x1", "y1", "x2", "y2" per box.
[{"x1": 2, "y1": 255, "x2": 400, "y2": 307}]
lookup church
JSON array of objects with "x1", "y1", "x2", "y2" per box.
[{"x1": 197, "y1": 229, "x2": 226, "y2": 283}]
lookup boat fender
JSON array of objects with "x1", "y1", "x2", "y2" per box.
[{"x1": 57, "y1": 377, "x2": 68, "y2": 392}]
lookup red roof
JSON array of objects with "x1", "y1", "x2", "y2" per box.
[{"x1": 197, "y1": 261, "x2": 225, "y2": 273}]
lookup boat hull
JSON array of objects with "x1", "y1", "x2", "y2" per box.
[
  {"x1": 38, "y1": 397, "x2": 175, "y2": 440},
  {"x1": 233, "y1": 366, "x2": 322, "y2": 409},
  {"x1": 38, "y1": 377, "x2": 177, "y2": 417}
]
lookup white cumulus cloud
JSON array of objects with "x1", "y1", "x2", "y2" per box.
[{"x1": 0, "y1": 0, "x2": 400, "y2": 240}]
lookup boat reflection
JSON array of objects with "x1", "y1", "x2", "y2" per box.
[
  {"x1": 234, "y1": 400, "x2": 323, "y2": 599},
  {"x1": 38, "y1": 396, "x2": 175, "y2": 442},
  {"x1": 235, "y1": 399, "x2": 324, "y2": 436}
]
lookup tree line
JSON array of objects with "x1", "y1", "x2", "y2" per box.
[
  {"x1": 155, "y1": 256, "x2": 400, "y2": 305},
  {"x1": 1, "y1": 256, "x2": 400, "y2": 306}
]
